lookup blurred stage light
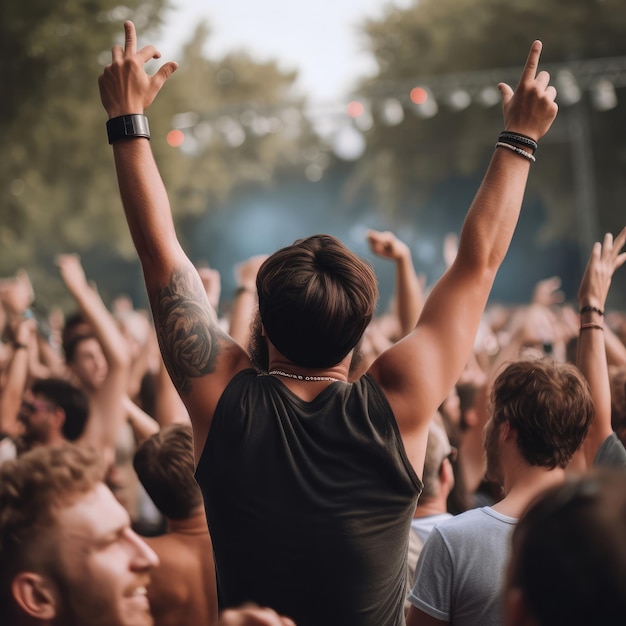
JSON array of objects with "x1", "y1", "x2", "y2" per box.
[
  {"x1": 410, "y1": 86, "x2": 438, "y2": 118},
  {"x1": 410, "y1": 86, "x2": 429, "y2": 104},
  {"x1": 332, "y1": 124, "x2": 366, "y2": 161},
  {"x1": 171, "y1": 112, "x2": 199, "y2": 129},
  {"x1": 591, "y1": 79, "x2": 618, "y2": 111},
  {"x1": 193, "y1": 122, "x2": 213, "y2": 146},
  {"x1": 556, "y1": 70, "x2": 582, "y2": 105},
  {"x1": 447, "y1": 88, "x2": 472, "y2": 111},
  {"x1": 346, "y1": 100, "x2": 373, "y2": 131},
  {"x1": 217, "y1": 116, "x2": 246, "y2": 147},
  {"x1": 380, "y1": 98, "x2": 405, "y2": 126},
  {"x1": 166, "y1": 129, "x2": 185, "y2": 148},
  {"x1": 477, "y1": 85, "x2": 501, "y2": 107},
  {"x1": 347, "y1": 100, "x2": 365, "y2": 117}
]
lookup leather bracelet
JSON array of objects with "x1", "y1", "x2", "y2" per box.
[
  {"x1": 499, "y1": 131, "x2": 538, "y2": 153},
  {"x1": 12, "y1": 342, "x2": 28, "y2": 350},
  {"x1": 580, "y1": 305, "x2": 604, "y2": 316},
  {"x1": 106, "y1": 114, "x2": 150, "y2": 145},
  {"x1": 580, "y1": 323, "x2": 604, "y2": 331}
]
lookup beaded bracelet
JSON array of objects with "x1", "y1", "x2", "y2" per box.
[
  {"x1": 499, "y1": 131, "x2": 538, "y2": 153},
  {"x1": 580, "y1": 305, "x2": 604, "y2": 316},
  {"x1": 580, "y1": 323, "x2": 604, "y2": 331},
  {"x1": 495, "y1": 141, "x2": 536, "y2": 162}
]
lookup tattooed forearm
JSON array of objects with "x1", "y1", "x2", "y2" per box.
[{"x1": 153, "y1": 267, "x2": 225, "y2": 394}]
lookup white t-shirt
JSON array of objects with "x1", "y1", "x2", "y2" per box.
[
  {"x1": 0, "y1": 437, "x2": 18, "y2": 466},
  {"x1": 408, "y1": 506, "x2": 516, "y2": 626}
]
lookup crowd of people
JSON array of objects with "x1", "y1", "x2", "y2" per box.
[{"x1": 1, "y1": 20, "x2": 626, "y2": 626}]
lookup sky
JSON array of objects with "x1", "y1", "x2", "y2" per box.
[{"x1": 154, "y1": 0, "x2": 412, "y2": 105}]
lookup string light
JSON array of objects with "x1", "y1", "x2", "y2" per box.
[{"x1": 164, "y1": 54, "x2": 626, "y2": 179}]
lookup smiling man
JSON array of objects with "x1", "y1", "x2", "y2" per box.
[{"x1": 0, "y1": 443, "x2": 159, "y2": 626}]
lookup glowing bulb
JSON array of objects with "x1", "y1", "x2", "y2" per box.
[
  {"x1": 347, "y1": 100, "x2": 365, "y2": 118},
  {"x1": 380, "y1": 98, "x2": 404, "y2": 126},
  {"x1": 166, "y1": 129, "x2": 185, "y2": 147},
  {"x1": 410, "y1": 87, "x2": 428, "y2": 105}
]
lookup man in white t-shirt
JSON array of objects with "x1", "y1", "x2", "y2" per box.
[
  {"x1": 405, "y1": 421, "x2": 456, "y2": 616},
  {"x1": 406, "y1": 357, "x2": 595, "y2": 626}
]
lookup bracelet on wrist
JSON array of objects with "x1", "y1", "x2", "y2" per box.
[
  {"x1": 106, "y1": 114, "x2": 151, "y2": 145},
  {"x1": 580, "y1": 323, "x2": 604, "y2": 331},
  {"x1": 498, "y1": 131, "x2": 538, "y2": 154},
  {"x1": 580, "y1": 305, "x2": 604, "y2": 317},
  {"x1": 12, "y1": 342, "x2": 28, "y2": 350},
  {"x1": 495, "y1": 141, "x2": 536, "y2": 162}
]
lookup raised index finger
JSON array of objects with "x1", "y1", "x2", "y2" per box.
[
  {"x1": 123, "y1": 20, "x2": 137, "y2": 55},
  {"x1": 518, "y1": 40, "x2": 543, "y2": 86}
]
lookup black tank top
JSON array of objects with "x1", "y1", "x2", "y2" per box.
[{"x1": 196, "y1": 369, "x2": 422, "y2": 626}]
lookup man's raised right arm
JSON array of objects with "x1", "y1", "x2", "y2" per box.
[{"x1": 98, "y1": 22, "x2": 250, "y2": 452}]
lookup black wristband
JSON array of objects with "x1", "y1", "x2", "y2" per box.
[
  {"x1": 580, "y1": 305, "x2": 604, "y2": 317},
  {"x1": 499, "y1": 131, "x2": 538, "y2": 154},
  {"x1": 106, "y1": 114, "x2": 150, "y2": 145}
]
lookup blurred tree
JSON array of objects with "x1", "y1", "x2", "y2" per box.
[
  {"x1": 0, "y1": 6, "x2": 317, "y2": 312},
  {"x1": 353, "y1": 0, "x2": 626, "y2": 248},
  {"x1": 0, "y1": 0, "x2": 167, "y2": 308},
  {"x1": 150, "y1": 23, "x2": 319, "y2": 230}
]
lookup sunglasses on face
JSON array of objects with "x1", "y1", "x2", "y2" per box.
[
  {"x1": 443, "y1": 446, "x2": 458, "y2": 466},
  {"x1": 20, "y1": 399, "x2": 55, "y2": 414}
]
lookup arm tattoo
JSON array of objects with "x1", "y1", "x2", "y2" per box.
[{"x1": 153, "y1": 267, "x2": 225, "y2": 394}]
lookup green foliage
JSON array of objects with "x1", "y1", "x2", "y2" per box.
[
  {"x1": 355, "y1": 0, "x2": 626, "y2": 242},
  {"x1": 0, "y1": 4, "x2": 316, "y2": 311},
  {"x1": 151, "y1": 23, "x2": 318, "y2": 222},
  {"x1": 0, "y1": 0, "x2": 168, "y2": 307}
]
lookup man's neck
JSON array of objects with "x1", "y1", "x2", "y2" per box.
[
  {"x1": 492, "y1": 463, "x2": 566, "y2": 518},
  {"x1": 48, "y1": 431, "x2": 67, "y2": 447},
  {"x1": 459, "y1": 425, "x2": 487, "y2": 495},
  {"x1": 413, "y1": 496, "x2": 449, "y2": 518}
]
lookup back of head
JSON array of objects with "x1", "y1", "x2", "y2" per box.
[
  {"x1": 257, "y1": 234, "x2": 378, "y2": 368},
  {"x1": 491, "y1": 358, "x2": 594, "y2": 468},
  {"x1": 508, "y1": 469, "x2": 626, "y2": 625},
  {"x1": 0, "y1": 444, "x2": 104, "y2": 619},
  {"x1": 133, "y1": 424, "x2": 203, "y2": 520},
  {"x1": 420, "y1": 421, "x2": 454, "y2": 502},
  {"x1": 32, "y1": 377, "x2": 90, "y2": 441}
]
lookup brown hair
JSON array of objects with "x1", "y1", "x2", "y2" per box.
[
  {"x1": 256, "y1": 234, "x2": 378, "y2": 368},
  {"x1": 491, "y1": 358, "x2": 593, "y2": 469},
  {"x1": 509, "y1": 469, "x2": 626, "y2": 625},
  {"x1": 0, "y1": 444, "x2": 104, "y2": 614},
  {"x1": 133, "y1": 424, "x2": 203, "y2": 520},
  {"x1": 32, "y1": 377, "x2": 90, "y2": 442}
]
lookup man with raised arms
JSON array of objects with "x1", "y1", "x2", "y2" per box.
[{"x1": 98, "y1": 22, "x2": 557, "y2": 626}]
